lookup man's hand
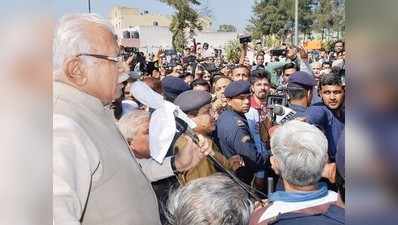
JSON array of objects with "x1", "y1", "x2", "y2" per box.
[
  {"x1": 240, "y1": 42, "x2": 248, "y2": 50},
  {"x1": 229, "y1": 155, "x2": 244, "y2": 171},
  {"x1": 174, "y1": 134, "x2": 213, "y2": 172},
  {"x1": 121, "y1": 55, "x2": 134, "y2": 73}
]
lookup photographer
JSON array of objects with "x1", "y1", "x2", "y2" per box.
[
  {"x1": 286, "y1": 45, "x2": 313, "y2": 76},
  {"x1": 252, "y1": 53, "x2": 265, "y2": 71}
]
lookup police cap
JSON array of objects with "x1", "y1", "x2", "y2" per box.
[
  {"x1": 224, "y1": 80, "x2": 251, "y2": 98},
  {"x1": 161, "y1": 76, "x2": 191, "y2": 101},
  {"x1": 287, "y1": 71, "x2": 315, "y2": 90},
  {"x1": 174, "y1": 90, "x2": 212, "y2": 113}
]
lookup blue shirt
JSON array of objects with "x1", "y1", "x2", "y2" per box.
[
  {"x1": 288, "y1": 103, "x2": 308, "y2": 118},
  {"x1": 216, "y1": 108, "x2": 266, "y2": 171},
  {"x1": 305, "y1": 102, "x2": 345, "y2": 161},
  {"x1": 273, "y1": 205, "x2": 345, "y2": 225},
  {"x1": 245, "y1": 107, "x2": 268, "y2": 157}
]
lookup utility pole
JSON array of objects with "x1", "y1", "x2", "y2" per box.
[
  {"x1": 294, "y1": 0, "x2": 298, "y2": 45},
  {"x1": 88, "y1": 0, "x2": 91, "y2": 13}
]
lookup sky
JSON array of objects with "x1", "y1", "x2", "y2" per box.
[{"x1": 55, "y1": 0, "x2": 256, "y2": 32}]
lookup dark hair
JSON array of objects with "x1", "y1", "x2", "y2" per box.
[
  {"x1": 256, "y1": 53, "x2": 264, "y2": 60},
  {"x1": 288, "y1": 88, "x2": 307, "y2": 100},
  {"x1": 212, "y1": 75, "x2": 231, "y2": 84},
  {"x1": 334, "y1": 40, "x2": 345, "y2": 48},
  {"x1": 180, "y1": 72, "x2": 194, "y2": 79},
  {"x1": 250, "y1": 69, "x2": 271, "y2": 85},
  {"x1": 282, "y1": 62, "x2": 297, "y2": 73},
  {"x1": 322, "y1": 61, "x2": 332, "y2": 67},
  {"x1": 232, "y1": 65, "x2": 250, "y2": 74},
  {"x1": 319, "y1": 73, "x2": 343, "y2": 88},
  {"x1": 191, "y1": 79, "x2": 211, "y2": 90}
]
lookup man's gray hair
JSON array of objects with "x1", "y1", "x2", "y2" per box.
[
  {"x1": 311, "y1": 61, "x2": 322, "y2": 68},
  {"x1": 118, "y1": 110, "x2": 150, "y2": 140},
  {"x1": 53, "y1": 13, "x2": 114, "y2": 78},
  {"x1": 270, "y1": 120, "x2": 328, "y2": 186},
  {"x1": 166, "y1": 174, "x2": 254, "y2": 225}
]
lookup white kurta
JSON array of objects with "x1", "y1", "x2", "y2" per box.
[{"x1": 53, "y1": 81, "x2": 174, "y2": 225}]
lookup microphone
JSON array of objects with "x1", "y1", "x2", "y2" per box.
[
  {"x1": 272, "y1": 105, "x2": 285, "y2": 116},
  {"x1": 174, "y1": 117, "x2": 266, "y2": 202},
  {"x1": 272, "y1": 104, "x2": 296, "y2": 124}
]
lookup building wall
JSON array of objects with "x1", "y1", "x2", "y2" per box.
[
  {"x1": 110, "y1": 5, "x2": 211, "y2": 31},
  {"x1": 110, "y1": 6, "x2": 172, "y2": 29}
]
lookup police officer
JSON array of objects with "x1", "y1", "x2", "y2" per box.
[
  {"x1": 216, "y1": 80, "x2": 266, "y2": 185},
  {"x1": 174, "y1": 90, "x2": 243, "y2": 185},
  {"x1": 287, "y1": 71, "x2": 315, "y2": 117}
]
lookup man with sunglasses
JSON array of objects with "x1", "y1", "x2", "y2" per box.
[{"x1": 53, "y1": 14, "x2": 212, "y2": 225}]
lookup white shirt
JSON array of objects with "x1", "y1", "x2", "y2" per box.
[{"x1": 259, "y1": 191, "x2": 338, "y2": 222}]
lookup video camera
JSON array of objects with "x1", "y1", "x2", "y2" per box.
[
  {"x1": 120, "y1": 46, "x2": 147, "y2": 78},
  {"x1": 239, "y1": 34, "x2": 252, "y2": 44},
  {"x1": 270, "y1": 49, "x2": 287, "y2": 57},
  {"x1": 265, "y1": 86, "x2": 290, "y2": 124}
]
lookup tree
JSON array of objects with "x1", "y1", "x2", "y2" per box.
[
  {"x1": 159, "y1": 0, "x2": 203, "y2": 52},
  {"x1": 217, "y1": 24, "x2": 237, "y2": 32},
  {"x1": 311, "y1": 0, "x2": 345, "y2": 40},
  {"x1": 224, "y1": 39, "x2": 241, "y2": 64},
  {"x1": 247, "y1": 0, "x2": 314, "y2": 42},
  {"x1": 195, "y1": 0, "x2": 213, "y2": 19}
]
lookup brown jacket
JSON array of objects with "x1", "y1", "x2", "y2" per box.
[{"x1": 174, "y1": 137, "x2": 233, "y2": 185}]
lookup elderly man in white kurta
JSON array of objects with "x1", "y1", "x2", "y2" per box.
[{"x1": 53, "y1": 14, "x2": 211, "y2": 225}]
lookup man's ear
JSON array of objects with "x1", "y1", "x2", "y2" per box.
[
  {"x1": 270, "y1": 155, "x2": 280, "y2": 175},
  {"x1": 306, "y1": 89, "x2": 312, "y2": 101},
  {"x1": 63, "y1": 57, "x2": 88, "y2": 86}
]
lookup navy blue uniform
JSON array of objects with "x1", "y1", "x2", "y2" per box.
[
  {"x1": 288, "y1": 103, "x2": 307, "y2": 118},
  {"x1": 216, "y1": 108, "x2": 266, "y2": 184},
  {"x1": 305, "y1": 102, "x2": 345, "y2": 161},
  {"x1": 271, "y1": 204, "x2": 345, "y2": 225}
]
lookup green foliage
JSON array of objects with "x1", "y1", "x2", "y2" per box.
[
  {"x1": 159, "y1": 0, "x2": 203, "y2": 52},
  {"x1": 223, "y1": 39, "x2": 241, "y2": 64},
  {"x1": 313, "y1": 0, "x2": 345, "y2": 39},
  {"x1": 247, "y1": 0, "x2": 345, "y2": 41},
  {"x1": 217, "y1": 24, "x2": 237, "y2": 32},
  {"x1": 247, "y1": 0, "x2": 314, "y2": 40},
  {"x1": 263, "y1": 34, "x2": 283, "y2": 48}
]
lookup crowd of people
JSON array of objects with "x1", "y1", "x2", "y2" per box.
[{"x1": 54, "y1": 13, "x2": 345, "y2": 225}]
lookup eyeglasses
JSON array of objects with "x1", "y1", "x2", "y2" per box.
[{"x1": 76, "y1": 53, "x2": 123, "y2": 63}]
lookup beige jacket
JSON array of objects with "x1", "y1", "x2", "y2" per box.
[{"x1": 53, "y1": 81, "x2": 173, "y2": 225}]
